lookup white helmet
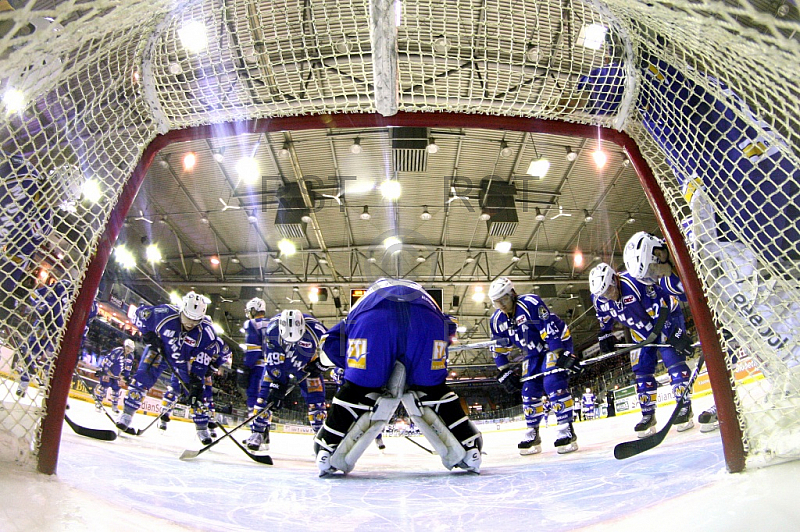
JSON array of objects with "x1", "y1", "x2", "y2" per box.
[
  {"x1": 279, "y1": 309, "x2": 305, "y2": 343},
  {"x1": 181, "y1": 291, "x2": 209, "y2": 321},
  {"x1": 589, "y1": 263, "x2": 615, "y2": 296},
  {"x1": 624, "y1": 231, "x2": 665, "y2": 281},
  {"x1": 488, "y1": 277, "x2": 515, "y2": 301},
  {"x1": 123, "y1": 339, "x2": 135, "y2": 350},
  {"x1": 245, "y1": 297, "x2": 266, "y2": 316}
]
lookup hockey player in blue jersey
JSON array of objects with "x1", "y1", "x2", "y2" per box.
[
  {"x1": 244, "y1": 309, "x2": 328, "y2": 451},
  {"x1": 568, "y1": 52, "x2": 799, "y2": 266},
  {"x1": 488, "y1": 277, "x2": 580, "y2": 455},
  {"x1": 582, "y1": 388, "x2": 597, "y2": 421},
  {"x1": 589, "y1": 262, "x2": 695, "y2": 437},
  {"x1": 14, "y1": 279, "x2": 71, "y2": 397},
  {"x1": 120, "y1": 291, "x2": 218, "y2": 444},
  {"x1": 315, "y1": 278, "x2": 482, "y2": 476},
  {"x1": 93, "y1": 338, "x2": 135, "y2": 413},
  {"x1": 239, "y1": 297, "x2": 268, "y2": 411}
]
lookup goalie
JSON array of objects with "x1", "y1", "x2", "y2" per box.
[{"x1": 314, "y1": 278, "x2": 482, "y2": 476}]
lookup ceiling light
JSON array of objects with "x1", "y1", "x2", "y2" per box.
[
  {"x1": 566, "y1": 147, "x2": 578, "y2": 162},
  {"x1": 278, "y1": 239, "x2": 297, "y2": 256},
  {"x1": 279, "y1": 142, "x2": 290, "y2": 159},
  {"x1": 494, "y1": 241, "x2": 512, "y2": 253},
  {"x1": 334, "y1": 36, "x2": 352, "y2": 55},
  {"x1": 511, "y1": 254, "x2": 521, "y2": 262},
  {"x1": 627, "y1": 213, "x2": 636, "y2": 224},
  {"x1": 426, "y1": 138, "x2": 439, "y2": 154},
  {"x1": 456, "y1": 325, "x2": 467, "y2": 333},
  {"x1": 573, "y1": 250, "x2": 584, "y2": 268},
  {"x1": 584, "y1": 209, "x2": 594, "y2": 223},
  {"x1": 593, "y1": 255, "x2": 601, "y2": 261},
  {"x1": 236, "y1": 156, "x2": 259, "y2": 184},
  {"x1": 471, "y1": 286, "x2": 485, "y2": 303},
  {"x1": 81, "y1": 179, "x2": 102, "y2": 203},
  {"x1": 114, "y1": 246, "x2": 136, "y2": 269},
  {"x1": 578, "y1": 23, "x2": 608, "y2": 50},
  {"x1": 465, "y1": 255, "x2": 475, "y2": 263},
  {"x1": 247, "y1": 211, "x2": 258, "y2": 224},
  {"x1": 350, "y1": 137, "x2": 363, "y2": 154},
  {"x1": 525, "y1": 44, "x2": 540, "y2": 62},
  {"x1": 360, "y1": 205, "x2": 371, "y2": 220},
  {"x1": 309, "y1": 287, "x2": 320, "y2": 303},
  {"x1": 380, "y1": 179, "x2": 401, "y2": 200},
  {"x1": 383, "y1": 236, "x2": 402, "y2": 253},
  {"x1": 416, "y1": 255, "x2": 426, "y2": 263},
  {"x1": 145, "y1": 244, "x2": 162, "y2": 263},
  {"x1": 182, "y1": 152, "x2": 197, "y2": 171},
  {"x1": 158, "y1": 217, "x2": 167, "y2": 225},
  {"x1": 622, "y1": 155, "x2": 630, "y2": 167},
  {"x1": 3, "y1": 88, "x2": 25, "y2": 113},
  {"x1": 592, "y1": 149, "x2": 608, "y2": 169},
  {"x1": 500, "y1": 141, "x2": 512, "y2": 158},
  {"x1": 554, "y1": 252, "x2": 563, "y2": 261},
  {"x1": 367, "y1": 256, "x2": 377, "y2": 263},
  {"x1": 318, "y1": 257, "x2": 328, "y2": 264},
  {"x1": 231, "y1": 257, "x2": 240, "y2": 264},
  {"x1": 420, "y1": 206, "x2": 432, "y2": 221},
  {"x1": 210, "y1": 256, "x2": 220, "y2": 265},
  {"x1": 201, "y1": 215, "x2": 209, "y2": 224},
  {"x1": 479, "y1": 211, "x2": 491, "y2": 221},
  {"x1": 526, "y1": 157, "x2": 550, "y2": 178},
  {"x1": 212, "y1": 150, "x2": 225, "y2": 163},
  {"x1": 192, "y1": 257, "x2": 201, "y2": 264},
  {"x1": 301, "y1": 214, "x2": 313, "y2": 224},
  {"x1": 432, "y1": 35, "x2": 450, "y2": 53},
  {"x1": 273, "y1": 256, "x2": 282, "y2": 264},
  {"x1": 535, "y1": 208, "x2": 546, "y2": 222},
  {"x1": 158, "y1": 158, "x2": 169, "y2": 169},
  {"x1": 178, "y1": 20, "x2": 208, "y2": 53}
]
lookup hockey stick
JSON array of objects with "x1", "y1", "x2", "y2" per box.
[
  {"x1": 64, "y1": 414, "x2": 117, "y2": 441},
  {"x1": 448, "y1": 338, "x2": 507, "y2": 353},
  {"x1": 405, "y1": 435, "x2": 436, "y2": 454},
  {"x1": 613, "y1": 353, "x2": 705, "y2": 460},
  {"x1": 179, "y1": 379, "x2": 303, "y2": 461},
  {"x1": 74, "y1": 371, "x2": 139, "y2": 435},
  {"x1": 604, "y1": 305, "x2": 671, "y2": 358},
  {"x1": 615, "y1": 341, "x2": 701, "y2": 349}
]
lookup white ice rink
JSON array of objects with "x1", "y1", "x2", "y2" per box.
[{"x1": 2, "y1": 394, "x2": 800, "y2": 532}]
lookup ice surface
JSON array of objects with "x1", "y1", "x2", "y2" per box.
[{"x1": 1, "y1": 395, "x2": 800, "y2": 531}]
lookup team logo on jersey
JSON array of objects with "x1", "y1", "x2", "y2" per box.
[
  {"x1": 645, "y1": 285, "x2": 657, "y2": 298},
  {"x1": 623, "y1": 295, "x2": 635, "y2": 305},
  {"x1": 184, "y1": 336, "x2": 196, "y2": 347},
  {"x1": 538, "y1": 306, "x2": 549, "y2": 320},
  {"x1": 431, "y1": 340, "x2": 447, "y2": 371},
  {"x1": 307, "y1": 377, "x2": 323, "y2": 393},
  {"x1": 298, "y1": 340, "x2": 312, "y2": 349},
  {"x1": 139, "y1": 309, "x2": 151, "y2": 320},
  {"x1": 347, "y1": 338, "x2": 368, "y2": 370},
  {"x1": 271, "y1": 369, "x2": 282, "y2": 379},
  {"x1": 516, "y1": 315, "x2": 526, "y2": 326}
]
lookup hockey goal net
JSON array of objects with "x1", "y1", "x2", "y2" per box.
[{"x1": 0, "y1": 0, "x2": 797, "y2": 473}]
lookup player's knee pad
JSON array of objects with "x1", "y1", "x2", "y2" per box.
[
  {"x1": 93, "y1": 384, "x2": 106, "y2": 400},
  {"x1": 123, "y1": 387, "x2": 144, "y2": 411},
  {"x1": 402, "y1": 384, "x2": 483, "y2": 470}
]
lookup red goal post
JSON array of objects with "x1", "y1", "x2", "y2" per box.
[{"x1": 38, "y1": 112, "x2": 743, "y2": 473}]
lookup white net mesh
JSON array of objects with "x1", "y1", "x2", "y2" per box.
[{"x1": 0, "y1": 0, "x2": 798, "y2": 469}]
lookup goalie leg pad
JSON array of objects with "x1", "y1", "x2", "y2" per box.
[
  {"x1": 314, "y1": 380, "x2": 381, "y2": 474},
  {"x1": 402, "y1": 384, "x2": 483, "y2": 472}
]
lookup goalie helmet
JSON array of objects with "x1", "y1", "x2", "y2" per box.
[
  {"x1": 624, "y1": 231, "x2": 665, "y2": 282},
  {"x1": 589, "y1": 263, "x2": 615, "y2": 297},
  {"x1": 181, "y1": 291, "x2": 208, "y2": 322},
  {"x1": 488, "y1": 277, "x2": 515, "y2": 301},
  {"x1": 245, "y1": 297, "x2": 266, "y2": 317},
  {"x1": 279, "y1": 309, "x2": 305, "y2": 343}
]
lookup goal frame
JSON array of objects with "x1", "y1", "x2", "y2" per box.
[{"x1": 38, "y1": 111, "x2": 744, "y2": 474}]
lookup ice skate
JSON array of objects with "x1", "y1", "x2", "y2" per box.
[
  {"x1": 518, "y1": 426, "x2": 542, "y2": 455},
  {"x1": 15, "y1": 380, "x2": 29, "y2": 397},
  {"x1": 554, "y1": 422, "x2": 578, "y2": 454},
  {"x1": 111, "y1": 405, "x2": 120, "y2": 415},
  {"x1": 246, "y1": 432, "x2": 265, "y2": 451},
  {"x1": 208, "y1": 419, "x2": 219, "y2": 439},
  {"x1": 158, "y1": 419, "x2": 168, "y2": 431},
  {"x1": 116, "y1": 412, "x2": 133, "y2": 431},
  {"x1": 635, "y1": 413, "x2": 657, "y2": 438},
  {"x1": 375, "y1": 434, "x2": 386, "y2": 450},
  {"x1": 94, "y1": 399, "x2": 103, "y2": 412},
  {"x1": 698, "y1": 405, "x2": 719, "y2": 433},
  {"x1": 316, "y1": 449, "x2": 338, "y2": 477},
  {"x1": 196, "y1": 428, "x2": 212, "y2": 446},
  {"x1": 455, "y1": 447, "x2": 482, "y2": 474},
  {"x1": 675, "y1": 403, "x2": 694, "y2": 432}
]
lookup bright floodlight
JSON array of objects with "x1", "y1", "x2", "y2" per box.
[
  {"x1": 383, "y1": 236, "x2": 402, "y2": 254},
  {"x1": 169, "y1": 292, "x2": 183, "y2": 306},
  {"x1": 471, "y1": 286, "x2": 485, "y2": 303},
  {"x1": 592, "y1": 150, "x2": 608, "y2": 169},
  {"x1": 278, "y1": 239, "x2": 297, "y2": 256},
  {"x1": 236, "y1": 156, "x2": 259, "y2": 184},
  {"x1": 81, "y1": 179, "x2": 102, "y2": 203},
  {"x1": 380, "y1": 179, "x2": 402, "y2": 200},
  {"x1": 578, "y1": 24, "x2": 608, "y2": 50},
  {"x1": 146, "y1": 244, "x2": 162, "y2": 263},
  {"x1": 309, "y1": 287, "x2": 319, "y2": 303},
  {"x1": 526, "y1": 158, "x2": 551, "y2": 178},
  {"x1": 494, "y1": 241, "x2": 512, "y2": 253},
  {"x1": 115, "y1": 246, "x2": 136, "y2": 269},
  {"x1": 3, "y1": 89, "x2": 25, "y2": 113},
  {"x1": 456, "y1": 325, "x2": 467, "y2": 333},
  {"x1": 573, "y1": 250, "x2": 584, "y2": 268},
  {"x1": 178, "y1": 21, "x2": 208, "y2": 53},
  {"x1": 182, "y1": 152, "x2": 197, "y2": 171},
  {"x1": 212, "y1": 322, "x2": 224, "y2": 334}
]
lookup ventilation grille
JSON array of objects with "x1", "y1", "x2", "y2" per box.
[{"x1": 392, "y1": 127, "x2": 428, "y2": 173}]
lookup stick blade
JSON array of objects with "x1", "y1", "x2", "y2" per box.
[
  {"x1": 179, "y1": 450, "x2": 200, "y2": 461},
  {"x1": 64, "y1": 415, "x2": 118, "y2": 441},
  {"x1": 248, "y1": 453, "x2": 274, "y2": 465},
  {"x1": 614, "y1": 431, "x2": 668, "y2": 459}
]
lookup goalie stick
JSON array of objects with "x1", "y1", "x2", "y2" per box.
[{"x1": 613, "y1": 353, "x2": 705, "y2": 460}]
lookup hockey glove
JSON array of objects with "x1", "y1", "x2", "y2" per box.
[
  {"x1": 187, "y1": 373, "x2": 205, "y2": 408},
  {"x1": 554, "y1": 349, "x2": 583, "y2": 376},
  {"x1": 142, "y1": 331, "x2": 164, "y2": 355},
  {"x1": 598, "y1": 332, "x2": 618, "y2": 354},
  {"x1": 667, "y1": 328, "x2": 694, "y2": 357},
  {"x1": 307, "y1": 357, "x2": 328, "y2": 378},
  {"x1": 266, "y1": 381, "x2": 286, "y2": 411},
  {"x1": 94, "y1": 369, "x2": 103, "y2": 378},
  {"x1": 497, "y1": 368, "x2": 522, "y2": 394}
]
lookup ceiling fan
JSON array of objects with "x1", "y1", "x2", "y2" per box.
[
  {"x1": 134, "y1": 210, "x2": 153, "y2": 224},
  {"x1": 219, "y1": 197, "x2": 241, "y2": 211},
  {"x1": 550, "y1": 205, "x2": 572, "y2": 220}
]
